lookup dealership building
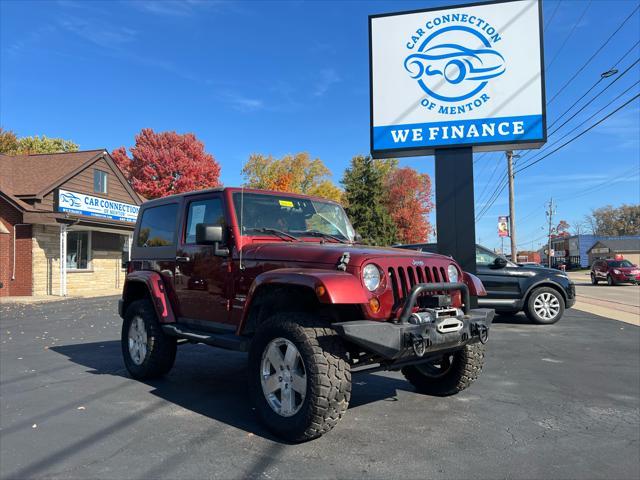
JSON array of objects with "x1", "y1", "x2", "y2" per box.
[
  {"x1": 546, "y1": 234, "x2": 640, "y2": 268},
  {"x1": 0, "y1": 150, "x2": 142, "y2": 298}
]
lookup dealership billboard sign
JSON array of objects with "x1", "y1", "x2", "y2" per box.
[
  {"x1": 57, "y1": 189, "x2": 139, "y2": 223},
  {"x1": 369, "y1": 0, "x2": 546, "y2": 158}
]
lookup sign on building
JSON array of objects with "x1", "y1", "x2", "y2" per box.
[
  {"x1": 498, "y1": 215, "x2": 509, "y2": 237},
  {"x1": 57, "y1": 189, "x2": 139, "y2": 223},
  {"x1": 369, "y1": 0, "x2": 545, "y2": 158}
]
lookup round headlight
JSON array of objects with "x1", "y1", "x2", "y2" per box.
[
  {"x1": 448, "y1": 264, "x2": 459, "y2": 283},
  {"x1": 362, "y1": 264, "x2": 381, "y2": 291}
]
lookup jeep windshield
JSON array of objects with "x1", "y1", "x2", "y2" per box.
[{"x1": 233, "y1": 192, "x2": 355, "y2": 242}]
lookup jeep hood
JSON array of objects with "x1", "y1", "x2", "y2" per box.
[{"x1": 240, "y1": 241, "x2": 451, "y2": 267}]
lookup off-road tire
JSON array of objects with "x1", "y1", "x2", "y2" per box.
[
  {"x1": 524, "y1": 286, "x2": 565, "y2": 325},
  {"x1": 121, "y1": 299, "x2": 177, "y2": 379},
  {"x1": 590, "y1": 273, "x2": 598, "y2": 285},
  {"x1": 402, "y1": 343, "x2": 486, "y2": 396},
  {"x1": 248, "y1": 313, "x2": 351, "y2": 442}
]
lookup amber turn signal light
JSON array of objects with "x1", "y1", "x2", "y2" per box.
[
  {"x1": 369, "y1": 297, "x2": 381, "y2": 313},
  {"x1": 315, "y1": 285, "x2": 326, "y2": 297}
]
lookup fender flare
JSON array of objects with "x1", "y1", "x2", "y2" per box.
[
  {"x1": 239, "y1": 268, "x2": 368, "y2": 328},
  {"x1": 122, "y1": 271, "x2": 176, "y2": 324}
]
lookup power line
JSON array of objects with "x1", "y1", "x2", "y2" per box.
[
  {"x1": 547, "y1": 42, "x2": 640, "y2": 133},
  {"x1": 544, "y1": 0, "x2": 563, "y2": 32},
  {"x1": 518, "y1": 80, "x2": 640, "y2": 170},
  {"x1": 516, "y1": 92, "x2": 640, "y2": 175},
  {"x1": 545, "y1": 0, "x2": 592, "y2": 71},
  {"x1": 547, "y1": 3, "x2": 640, "y2": 105},
  {"x1": 549, "y1": 58, "x2": 640, "y2": 136}
]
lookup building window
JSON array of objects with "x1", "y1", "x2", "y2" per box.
[
  {"x1": 136, "y1": 204, "x2": 179, "y2": 247},
  {"x1": 94, "y1": 170, "x2": 108, "y2": 194},
  {"x1": 67, "y1": 231, "x2": 91, "y2": 270}
]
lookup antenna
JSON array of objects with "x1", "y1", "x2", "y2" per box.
[{"x1": 239, "y1": 182, "x2": 245, "y2": 270}]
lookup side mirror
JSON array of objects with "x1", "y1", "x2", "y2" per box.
[
  {"x1": 493, "y1": 257, "x2": 508, "y2": 269},
  {"x1": 195, "y1": 224, "x2": 229, "y2": 256}
]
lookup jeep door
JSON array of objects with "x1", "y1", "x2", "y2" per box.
[
  {"x1": 174, "y1": 193, "x2": 232, "y2": 327},
  {"x1": 476, "y1": 245, "x2": 526, "y2": 311}
]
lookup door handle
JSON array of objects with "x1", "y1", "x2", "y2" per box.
[{"x1": 176, "y1": 256, "x2": 191, "y2": 263}]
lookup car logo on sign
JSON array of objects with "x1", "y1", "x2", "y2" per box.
[{"x1": 412, "y1": 260, "x2": 425, "y2": 267}]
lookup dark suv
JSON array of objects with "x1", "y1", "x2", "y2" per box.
[
  {"x1": 397, "y1": 244, "x2": 575, "y2": 324},
  {"x1": 119, "y1": 188, "x2": 494, "y2": 441},
  {"x1": 591, "y1": 259, "x2": 640, "y2": 285}
]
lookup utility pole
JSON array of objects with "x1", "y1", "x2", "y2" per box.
[
  {"x1": 506, "y1": 150, "x2": 519, "y2": 262},
  {"x1": 546, "y1": 198, "x2": 556, "y2": 268}
]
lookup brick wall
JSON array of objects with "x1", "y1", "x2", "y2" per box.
[{"x1": 0, "y1": 198, "x2": 33, "y2": 297}]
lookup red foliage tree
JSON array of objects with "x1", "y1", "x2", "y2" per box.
[
  {"x1": 383, "y1": 167, "x2": 434, "y2": 244},
  {"x1": 112, "y1": 128, "x2": 221, "y2": 199}
]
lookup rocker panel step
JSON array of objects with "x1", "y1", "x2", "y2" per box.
[{"x1": 162, "y1": 324, "x2": 249, "y2": 352}]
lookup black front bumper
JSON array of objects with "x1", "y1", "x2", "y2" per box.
[{"x1": 333, "y1": 283, "x2": 494, "y2": 361}]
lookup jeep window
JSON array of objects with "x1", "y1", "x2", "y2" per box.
[
  {"x1": 233, "y1": 192, "x2": 355, "y2": 242},
  {"x1": 136, "y1": 204, "x2": 179, "y2": 247},
  {"x1": 185, "y1": 198, "x2": 225, "y2": 244}
]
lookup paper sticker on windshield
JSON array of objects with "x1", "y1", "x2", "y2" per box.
[{"x1": 279, "y1": 200, "x2": 294, "y2": 208}]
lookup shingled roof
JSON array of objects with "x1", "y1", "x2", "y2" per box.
[
  {"x1": 588, "y1": 239, "x2": 640, "y2": 253},
  {"x1": 0, "y1": 150, "x2": 105, "y2": 198}
]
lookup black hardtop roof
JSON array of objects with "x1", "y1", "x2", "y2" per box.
[{"x1": 138, "y1": 187, "x2": 341, "y2": 209}]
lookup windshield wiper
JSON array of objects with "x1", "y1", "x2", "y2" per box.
[
  {"x1": 248, "y1": 228, "x2": 300, "y2": 242},
  {"x1": 301, "y1": 230, "x2": 349, "y2": 244}
]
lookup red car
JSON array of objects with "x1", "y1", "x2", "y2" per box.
[{"x1": 591, "y1": 259, "x2": 640, "y2": 286}]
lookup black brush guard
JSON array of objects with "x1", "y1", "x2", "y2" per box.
[{"x1": 333, "y1": 283, "x2": 493, "y2": 362}]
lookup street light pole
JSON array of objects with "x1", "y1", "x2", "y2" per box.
[{"x1": 506, "y1": 150, "x2": 519, "y2": 262}]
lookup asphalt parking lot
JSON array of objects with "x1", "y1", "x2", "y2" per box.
[{"x1": 1, "y1": 297, "x2": 639, "y2": 480}]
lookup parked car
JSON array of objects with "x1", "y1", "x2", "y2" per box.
[
  {"x1": 119, "y1": 188, "x2": 494, "y2": 441},
  {"x1": 591, "y1": 259, "x2": 640, "y2": 285},
  {"x1": 518, "y1": 261, "x2": 543, "y2": 268},
  {"x1": 396, "y1": 243, "x2": 575, "y2": 325}
]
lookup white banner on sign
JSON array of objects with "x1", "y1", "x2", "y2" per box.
[
  {"x1": 370, "y1": 0, "x2": 545, "y2": 157},
  {"x1": 57, "y1": 189, "x2": 139, "y2": 223}
]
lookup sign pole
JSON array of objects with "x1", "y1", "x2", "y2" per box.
[{"x1": 435, "y1": 147, "x2": 477, "y2": 277}]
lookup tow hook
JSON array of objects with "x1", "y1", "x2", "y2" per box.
[
  {"x1": 409, "y1": 333, "x2": 429, "y2": 357},
  {"x1": 474, "y1": 324, "x2": 489, "y2": 344}
]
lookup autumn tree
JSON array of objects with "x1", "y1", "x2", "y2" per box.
[
  {"x1": 242, "y1": 152, "x2": 342, "y2": 202},
  {"x1": 384, "y1": 167, "x2": 434, "y2": 244},
  {"x1": 112, "y1": 128, "x2": 221, "y2": 199},
  {"x1": 0, "y1": 128, "x2": 19, "y2": 154},
  {"x1": 584, "y1": 204, "x2": 640, "y2": 236},
  {"x1": 342, "y1": 155, "x2": 397, "y2": 245},
  {"x1": 556, "y1": 220, "x2": 570, "y2": 237},
  {"x1": 0, "y1": 129, "x2": 78, "y2": 154}
]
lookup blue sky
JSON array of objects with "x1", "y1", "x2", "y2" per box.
[{"x1": 1, "y1": 0, "x2": 639, "y2": 251}]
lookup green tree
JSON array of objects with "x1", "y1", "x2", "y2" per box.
[
  {"x1": 584, "y1": 204, "x2": 640, "y2": 235},
  {"x1": 15, "y1": 135, "x2": 79, "y2": 154},
  {"x1": 342, "y1": 155, "x2": 397, "y2": 245},
  {"x1": 242, "y1": 152, "x2": 343, "y2": 202},
  {"x1": 0, "y1": 128, "x2": 19, "y2": 154}
]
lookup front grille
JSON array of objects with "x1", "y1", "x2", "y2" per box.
[{"x1": 388, "y1": 264, "x2": 448, "y2": 308}]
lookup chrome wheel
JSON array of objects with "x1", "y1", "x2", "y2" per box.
[
  {"x1": 260, "y1": 338, "x2": 307, "y2": 417},
  {"x1": 128, "y1": 317, "x2": 148, "y2": 366},
  {"x1": 416, "y1": 354, "x2": 455, "y2": 378},
  {"x1": 533, "y1": 292, "x2": 560, "y2": 321}
]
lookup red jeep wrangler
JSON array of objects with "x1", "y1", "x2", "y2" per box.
[{"x1": 119, "y1": 188, "x2": 493, "y2": 441}]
